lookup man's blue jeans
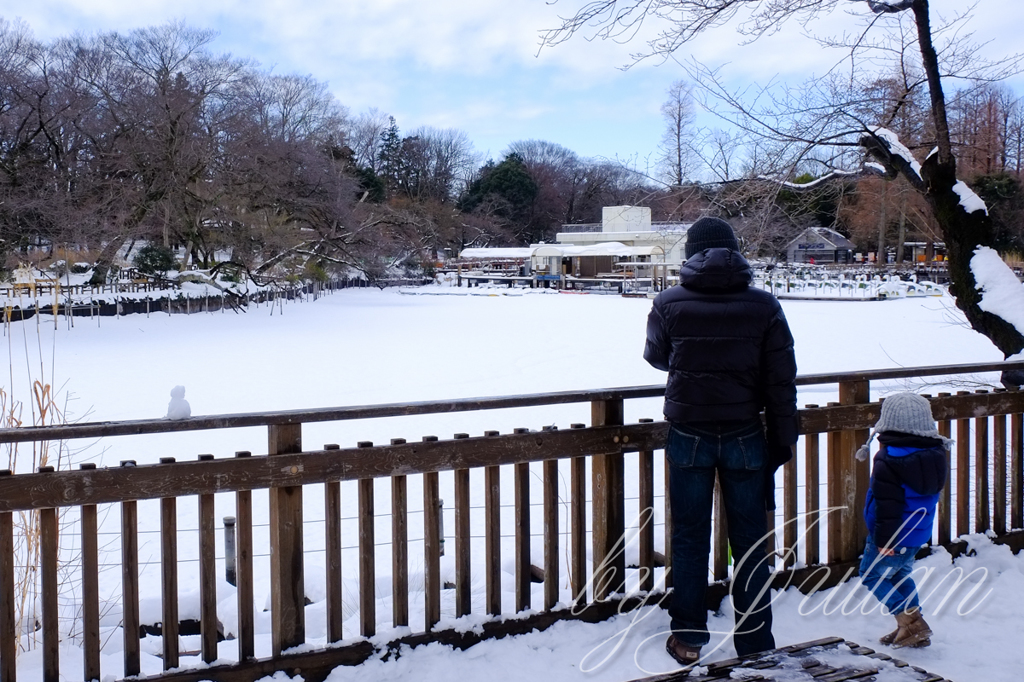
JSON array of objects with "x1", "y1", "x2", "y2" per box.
[
  {"x1": 859, "y1": 538, "x2": 920, "y2": 614},
  {"x1": 666, "y1": 419, "x2": 776, "y2": 655}
]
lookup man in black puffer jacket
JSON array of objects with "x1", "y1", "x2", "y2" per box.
[{"x1": 644, "y1": 217, "x2": 798, "y2": 667}]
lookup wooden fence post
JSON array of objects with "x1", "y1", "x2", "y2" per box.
[
  {"x1": 1012, "y1": 412, "x2": 1023, "y2": 530},
  {"x1": 0, "y1": 506, "x2": 11, "y2": 682},
  {"x1": 782, "y1": 449, "x2": 798, "y2": 570},
  {"x1": 158, "y1": 458, "x2": 179, "y2": 670},
  {"x1": 423, "y1": 437, "x2": 441, "y2": 630},
  {"x1": 570, "y1": 424, "x2": 587, "y2": 606},
  {"x1": 994, "y1": 413, "x2": 1007, "y2": 536},
  {"x1": 826, "y1": 404, "x2": 842, "y2": 564},
  {"x1": 41, "y1": 505, "x2": 58, "y2": 682},
  {"x1": 81, "y1": 468, "x2": 100, "y2": 682},
  {"x1": 234, "y1": 451, "x2": 255, "y2": 662},
  {"x1": 453, "y1": 434, "x2": 471, "y2": 619},
  {"x1": 975, "y1": 403, "x2": 990, "y2": 534},
  {"x1": 591, "y1": 398, "x2": 624, "y2": 600},
  {"x1": 357, "y1": 441, "x2": 376, "y2": 637},
  {"x1": 198, "y1": 496, "x2": 217, "y2": 663},
  {"x1": 514, "y1": 447, "x2": 531, "y2": 613},
  {"x1": 484, "y1": 432, "x2": 501, "y2": 615},
  {"x1": 197, "y1": 456, "x2": 218, "y2": 666},
  {"x1": 838, "y1": 380, "x2": 870, "y2": 561},
  {"x1": 543, "y1": 449, "x2": 560, "y2": 609},
  {"x1": 454, "y1": 467, "x2": 471, "y2": 614},
  {"x1": 121, "y1": 496, "x2": 140, "y2": 677},
  {"x1": 392, "y1": 456, "x2": 410, "y2": 627},
  {"x1": 269, "y1": 423, "x2": 304, "y2": 656},
  {"x1": 937, "y1": 398, "x2": 952, "y2": 546},
  {"x1": 637, "y1": 419, "x2": 654, "y2": 593},
  {"x1": 803, "y1": 422, "x2": 820, "y2": 567},
  {"x1": 956, "y1": 393, "x2": 971, "y2": 537},
  {"x1": 323, "y1": 445, "x2": 343, "y2": 643}
]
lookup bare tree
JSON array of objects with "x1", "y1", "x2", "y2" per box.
[
  {"x1": 240, "y1": 73, "x2": 347, "y2": 144},
  {"x1": 658, "y1": 79, "x2": 696, "y2": 185},
  {"x1": 506, "y1": 139, "x2": 587, "y2": 238},
  {"x1": 1005, "y1": 97, "x2": 1024, "y2": 176},
  {"x1": 347, "y1": 108, "x2": 392, "y2": 171},
  {"x1": 0, "y1": 19, "x2": 457, "y2": 290},
  {"x1": 61, "y1": 22, "x2": 248, "y2": 281},
  {"x1": 405, "y1": 126, "x2": 479, "y2": 202},
  {"x1": 544, "y1": 0, "x2": 1024, "y2": 360}
]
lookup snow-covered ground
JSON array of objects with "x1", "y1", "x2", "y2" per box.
[
  {"x1": 3, "y1": 286, "x2": 1020, "y2": 681},
  {"x1": 325, "y1": 535, "x2": 1023, "y2": 682}
]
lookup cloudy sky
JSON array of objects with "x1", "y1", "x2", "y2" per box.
[{"x1": 10, "y1": 1, "x2": 1024, "y2": 170}]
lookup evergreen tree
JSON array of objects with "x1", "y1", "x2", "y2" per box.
[
  {"x1": 461, "y1": 155, "x2": 537, "y2": 219},
  {"x1": 377, "y1": 116, "x2": 404, "y2": 193}
]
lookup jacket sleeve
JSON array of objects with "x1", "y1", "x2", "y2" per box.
[
  {"x1": 870, "y1": 457, "x2": 908, "y2": 548},
  {"x1": 643, "y1": 300, "x2": 671, "y2": 372},
  {"x1": 761, "y1": 304, "x2": 798, "y2": 448}
]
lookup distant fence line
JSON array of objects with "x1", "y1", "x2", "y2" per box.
[{"x1": 0, "y1": 277, "x2": 432, "y2": 323}]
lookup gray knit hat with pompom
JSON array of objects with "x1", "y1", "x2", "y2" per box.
[{"x1": 854, "y1": 392, "x2": 953, "y2": 461}]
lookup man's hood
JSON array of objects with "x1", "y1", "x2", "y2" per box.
[{"x1": 679, "y1": 248, "x2": 752, "y2": 292}]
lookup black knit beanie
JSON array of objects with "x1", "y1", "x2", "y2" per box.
[{"x1": 684, "y1": 217, "x2": 739, "y2": 258}]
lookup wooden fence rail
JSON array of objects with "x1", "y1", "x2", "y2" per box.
[{"x1": 0, "y1": 361, "x2": 1021, "y2": 682}]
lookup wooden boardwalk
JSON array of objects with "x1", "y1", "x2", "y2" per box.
[{"x1": 629, "y1": 637, "x2": 952, "y2": 682}]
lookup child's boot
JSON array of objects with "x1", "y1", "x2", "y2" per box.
[
  {"x1": 878, "y1": 626, "x2": 899, "y2": 645},
  {"x1": 890, "y1": 607, "x2": 932, "y2": 648}
]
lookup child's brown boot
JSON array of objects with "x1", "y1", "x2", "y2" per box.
[{"x1": 890, "y1": 607, "x2": 932, "y2": 648}]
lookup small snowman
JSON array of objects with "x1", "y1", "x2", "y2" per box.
[{"x1": 166, "y1": 386, "x2": 191, "y2": 420}]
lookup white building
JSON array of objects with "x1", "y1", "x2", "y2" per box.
[
  {"x1": 456, "y1": 206, "x2": 685, "y2": 289},
  {"x1": 784, "y1": 227, "x2": 857, "y2": 264},
  {"x1": 555, "y1": 206, "x2": 689, "y2": 268}
]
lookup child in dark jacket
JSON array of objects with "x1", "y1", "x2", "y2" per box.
[{"x1": 856, "y1": 393, "x2": 950, "y2": 649}]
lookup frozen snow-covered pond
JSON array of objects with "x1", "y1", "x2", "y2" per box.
[{"x1": 6, "y1": 286, "x2": 1001, "y2": 455}]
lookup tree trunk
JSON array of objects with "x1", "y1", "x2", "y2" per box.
[
  {"x1": 89, "y1": 237, "x2": 127, "y2": 286},
  {"x1": 88, "y1": 191, "x2": 163, "y2": 285},
  {"x1": 180, "y1": 237, "x2": 193, "y2": 272},
  {"x1": 911, "y1": 0, "x2": 1024, "y2": 358},
  {"x1": 922, "y1": 155, "x2": 1024, "y2": 356},
  {"x1": 896, "y1": 197, "x2": 907, "y2": 264},
  {"x1": 163, "y1": 204, "x2": 171, "y2": 249},
  {"x1": 876, "y1": 181, "x2": 887, "y2": 265}
]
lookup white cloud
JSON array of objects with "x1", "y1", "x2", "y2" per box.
[{"x1": 11, "y1": 0, "x2": 1024, "y2": 163}]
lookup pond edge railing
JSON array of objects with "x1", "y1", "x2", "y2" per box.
[
  {"x1": 0, "y1": 360, "x2": 1022, "y2": 682},
  {"x1": 1, "y1": 360, "x2": 1020, "y2": 444}
]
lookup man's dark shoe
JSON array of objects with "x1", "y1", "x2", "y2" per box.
[{"x1": 665, "y1": 634, "x2": 701, "y2": 666}]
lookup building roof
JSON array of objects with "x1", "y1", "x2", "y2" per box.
[
  {"x1": 458, "y1": 247, "x2": 533, "y2": 259},
  {"x1": 459, "y1": 243, "x2": 665, "y2": 259},
  {"x1": 533, "y1": 242, "x2": 665, "y2": 257},
  {"x1": 556, "y1": 221, "x2": 689, "y2": 235},
  {"x1": 786, "y1": 227, "x2": 857, "y2": 250}
]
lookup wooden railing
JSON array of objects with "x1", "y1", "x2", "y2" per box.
[{"x1": 0, "y1": 361, "x2": 1022, "y2": 682}]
